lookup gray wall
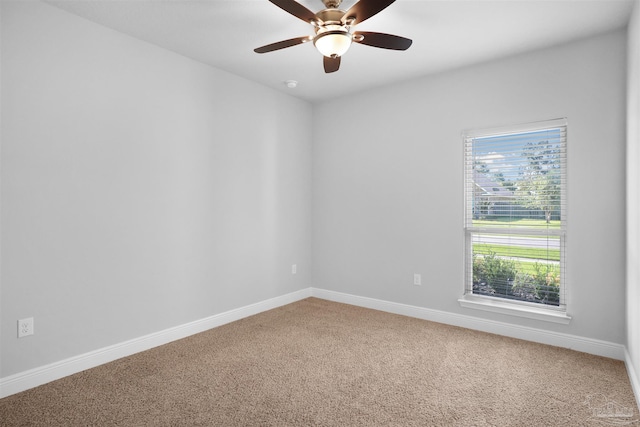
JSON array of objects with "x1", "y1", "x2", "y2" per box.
[
  {"x1": 627, "y1": 0, "x2": 640, "y2": 393},
  {"x1": 313, "y1": 30, "x2": 627, "y2": 343},
  {"x1": 1, "y1": 1, "x2": 313, "y2": 377}
]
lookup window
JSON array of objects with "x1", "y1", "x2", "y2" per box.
[{"x1": 462, "y1": 119, "x2": 568, "y2": 322}]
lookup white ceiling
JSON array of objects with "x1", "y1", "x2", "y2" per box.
[{"x1": 45, "y1": 0, "x2": 635, "y2": 103}]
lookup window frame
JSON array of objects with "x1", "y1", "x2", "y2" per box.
[{"x1": 459, "y1": 118, "x2": 571, "y2": 324}]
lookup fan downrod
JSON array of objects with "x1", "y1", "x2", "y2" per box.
[{"x1": 322, "y1": 0, "x2": 342, "y2": 8}]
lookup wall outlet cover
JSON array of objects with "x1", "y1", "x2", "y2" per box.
[{"x1": 18, "y1": 318, "x2": 34, "y2": 338}]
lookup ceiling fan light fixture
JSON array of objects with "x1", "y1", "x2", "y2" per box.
[{"x1": 313, "y1": 29, "x2": 352, "y2": 58}]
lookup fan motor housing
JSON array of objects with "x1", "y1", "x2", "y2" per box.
[{"x1": 316, "y1": 9, "x2": 347, "y2": 26}]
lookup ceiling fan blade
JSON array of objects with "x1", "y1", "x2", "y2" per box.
[
  {"x1": 268, "y1": 0, "x2": 318, "y2": 24},
  {"x1": 254, "y1": 36, "x2": 311, "y2": 54},
  {"x1": 353, "y1": 31, "x2": 412, "y2": 50},
  {"x1": 323, "y1": 56, "x2": 341, "y2": 73},
  {"x1": 341, "y1": 0, "x2": 396, "y2": 25}
]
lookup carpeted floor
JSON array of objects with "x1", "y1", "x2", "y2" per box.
[{"x1": 0, "y1": 297, "x2": 638, "y2": 426}]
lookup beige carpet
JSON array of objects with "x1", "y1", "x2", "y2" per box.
[{"x1": 1, "y1": 297, "x2": 638, "y2": 426}]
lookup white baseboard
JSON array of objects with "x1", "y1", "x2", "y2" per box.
[
  {"x1": 0, "y1": 287, "x2": 630, "y2": 401},
  {"x1": 310, "y1": 288, "x2": 626, "y2": 361},
  {"x1": 0, "y1": 288, "x2": 312, "y2": 399},
  {"x1": 625, "y1": 349, "x2": 640, "y2": 409}
]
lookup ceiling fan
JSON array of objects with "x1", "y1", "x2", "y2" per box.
[{"x1": 254, "y1": 0, "x2": 412, "y2": 73}]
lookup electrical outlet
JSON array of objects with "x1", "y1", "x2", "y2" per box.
[
  {"x1": 292, "y1": 264, "x2": 297, "y2": 274},
  {"x1": 413, "y1": 274, "x2": 422, "y2": 286},
  {"x1": 18, "y1": 317, "x2": 34, "y2": 338}
]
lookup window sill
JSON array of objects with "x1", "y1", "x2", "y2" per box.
[{"x1": 458, "y1": 295, "x2": 572, "y2": 324}]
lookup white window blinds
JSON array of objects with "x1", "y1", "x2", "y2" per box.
[{"x1": 464, "y1": 119, "x2": 567, "y2": 310}]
